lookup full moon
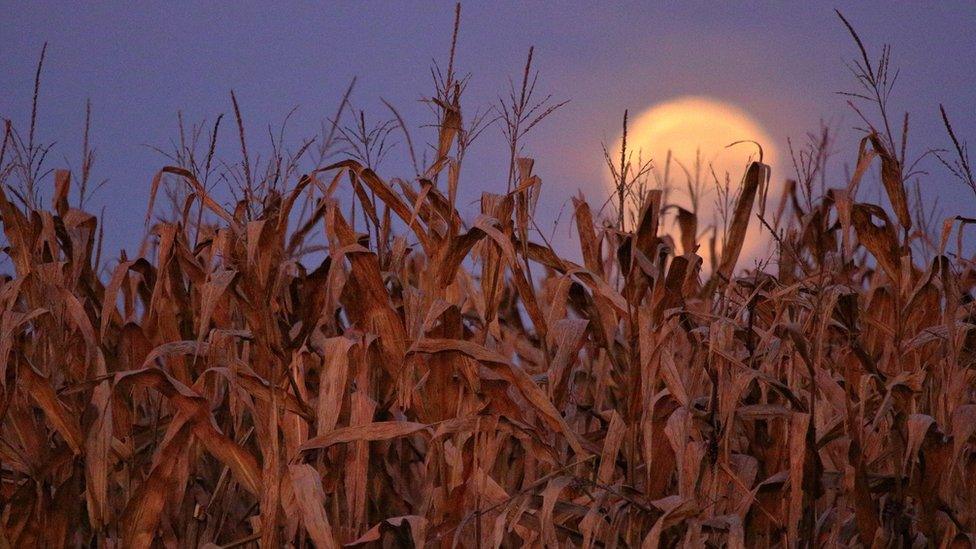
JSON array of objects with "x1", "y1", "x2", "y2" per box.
[{"x1": 609, "y1": 96, "x2": 778, "y2": 273}]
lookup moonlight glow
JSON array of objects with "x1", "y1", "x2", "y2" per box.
[{"x1": 610, "y1": 96, "x2": 778, "y2": 272}]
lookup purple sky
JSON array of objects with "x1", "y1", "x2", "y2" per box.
[{"x1": 3, "y1": 2, "x2": 975, "y2": 260}]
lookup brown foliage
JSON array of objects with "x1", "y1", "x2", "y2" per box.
[{"x1": 2, "y1": 20, "x2": 976, "y2": 549}]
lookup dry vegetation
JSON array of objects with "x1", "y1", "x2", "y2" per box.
[{"x1": 2, "y1": 8, "x2": 976, "y2": 548}]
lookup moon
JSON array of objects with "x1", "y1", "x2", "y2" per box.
[{"x1": 608, "y1": 96, "x2": 778, "y2": 273}]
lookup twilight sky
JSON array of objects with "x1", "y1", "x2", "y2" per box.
[{"x1": 2, "y1": 2, "x2": 975, "y2": 260}]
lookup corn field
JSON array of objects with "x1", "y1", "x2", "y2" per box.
[{"x1": 2, "y1": 9, "x2": 976, "y2": 548}]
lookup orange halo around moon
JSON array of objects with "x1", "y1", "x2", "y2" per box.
[{"x1": 608, "y1": 96, "x2": 778, "y2": 272}]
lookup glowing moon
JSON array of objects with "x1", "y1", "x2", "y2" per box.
[{"x1": 609, "y1": 96, "x2": 777, "y2": 273}]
